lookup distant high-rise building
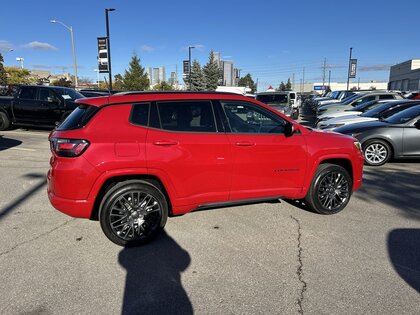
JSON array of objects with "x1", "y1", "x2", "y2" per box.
[
  {"x1": 221, "y1": 60, "x2": 234, "y2": 86},
  {"x1": 147, "y1": 66, "x2": 166, "y2": 86},
  {"x1": 169, "y1": 71, "x2": 177, "y2": 85}
]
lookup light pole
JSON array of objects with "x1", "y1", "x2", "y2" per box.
[
  {"x1": 16, "y1": 57, "x2": 24, "y2": 69},
  {"x1": 50, "y1": 19, "x2": 78, "y2": 88},
  {"x1": 188, "y1": 46, "x2": 195, "y2": 90},
  {"x1": 105, "y1": 8, "x2": 115, "y2": 92},
  {"x1": 346, "y1": 47, "x2": 353, "y2": 91},
  {"x1": 94, "y1": 69, "x2": 100, "y2": 87}
]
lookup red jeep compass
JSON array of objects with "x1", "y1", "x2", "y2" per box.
[{"x1": 47, "y1": 92, "x2": 364, "y2": 246}]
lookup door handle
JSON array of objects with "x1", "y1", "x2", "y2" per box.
[
  {"x1": 153, "y1": 140, "x2": 178, "y2": 146},
  {"x1": 235, "y1": 142, "x2": 256, "y2": 146}
]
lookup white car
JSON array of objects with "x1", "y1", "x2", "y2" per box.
[{"x1": 317, "y1": 114, "x2": 377, "y2": 131}]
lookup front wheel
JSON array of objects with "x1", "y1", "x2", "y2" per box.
[
  {"x1": 304, "y1": 164, "x2": 352, "y2": 214},
  {"x1": 99, "y1": 180, "x2": 168, "y2": 247},
  {"x1": 363, "y1": 140, "x2": 391, "y2": 166},
  {"x1": 0, "y1": 112, "x2": 10, "y2": 131}
]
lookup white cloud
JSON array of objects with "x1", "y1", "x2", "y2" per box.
[
  {"x1": 23, "y1": 41, "x2": 57, "y2": 51},
  {"x1": 141, "y1": 45, "x2": 155, "y2": 53},
  {"x1": 0, "y1": 40, "x2": 14, "y2": 52}
]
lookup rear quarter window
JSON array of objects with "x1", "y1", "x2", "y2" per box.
[{"x1": 56, "y1": 104, "x2": 99, "y2": 130}]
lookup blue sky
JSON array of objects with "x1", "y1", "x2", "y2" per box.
[{"x1": 1, "y1": 0, "x2": 419, "y2": 90}]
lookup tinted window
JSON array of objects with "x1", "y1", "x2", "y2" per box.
[
  {"x1": 157, "y1": 101, "x2": 216, "y2": 132},
  {"x1": 385, "y1": 105, "x2": 420, "y2": 124},
  {"x1": 256, "y1": 94, "x2": 288, "y2": 104},
  {"x1": 130, "y1": 103, "x2": 150, "y2": 126},
  {"x1": 352, "y1": 95, "x2": 376, "y2": 106},
  {"x1": 39, "y1": 88, "x2": 56, "y2": 101},
  {"x1": 221, "y1": 101, "x2": 286, "y2": 134},
  {"x1": 19, "y1": 87, "x2": 37, "y2": 100},
  {"x1": 57, "y1": 104, "x2": 99, "y2": 130},
  {"x1": 379, "y1": 94, "x2": 395, "y2": 100}
]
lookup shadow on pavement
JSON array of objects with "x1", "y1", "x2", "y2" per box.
[
  {"x1": 119, "y1": 231, "x2": 193, "y2": 315},
  {"x1": 0, "y1": 173, "x2": 46, "y2": 219},
  {"x1": 0, "y1": 135, "x2": 22, "y2": 151},
  {"x1": 355, "y1": 166, "x2": 420, "y2": 220},
  {"x1": 387, "y1": 229, "x2": 420, "y2": 293}
]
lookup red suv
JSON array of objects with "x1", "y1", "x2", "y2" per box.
[{"x1": 47, "y1": 92, "x2": 364, "y2": 246}]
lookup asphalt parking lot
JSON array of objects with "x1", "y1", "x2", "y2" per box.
[{"x1": 0, "y1": 126, "x2": 419, "y2": 315}]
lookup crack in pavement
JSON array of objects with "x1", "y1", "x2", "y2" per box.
[
  {"x1": 0, "y1": 219, "x2": 75, "y2": 257},
  {"x1": 291, "y1": 215, "x2": 307, "y2": 315}
]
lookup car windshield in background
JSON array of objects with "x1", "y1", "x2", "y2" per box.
[
  {"x1": 257, "y1": 94, "x2": 288, "y2": 104},
  {"x1": 384, "y1": 105, "x2": 420, "y2": 124},
  {"x1": 361, "y1": 102, "x2": 395, "y2": 117},
  {"x1": 51, "y1": 87, "x2": 84, "y2": 101},
  {"x1": 341, "y1": 93, "x2": 367, "y2": 105}
]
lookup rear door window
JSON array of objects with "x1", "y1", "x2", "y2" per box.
[
  {"x1": 19, "y1": 87, "x2": 37, "y2": 100},
  {"x1": 156, "y1": 101, "x2": 216, "y2": 132}
]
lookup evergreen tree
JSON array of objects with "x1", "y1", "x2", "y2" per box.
[
  {"x1": 285, "y1": 78, "x2": 292, "y2": 90},
  {"x1": 189, "y1": 60, "x2": 206, "y2": 91},
  {"x1": 278, "y1": 81, "x2": 286, "y2": 91},
  {"x1": 153, "y1": 81, "x2": 174, "y2": 91},
  {"x1": 0, "y1": 53, "x2": 7, "y2": 85},
  {"x1": 203, "y1": 50, "x2": 220, "y2": 91},
  {"x1": 238, "y1": 73, "x2": 257, "y2": 93},
  {"x1": 123, "y1": 54, "x2": 149, "y2": 91}
]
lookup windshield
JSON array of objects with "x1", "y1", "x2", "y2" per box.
[
  {"x1": 51, "y1": 87, "x2": 84, "y2": 101},
  {"x1": 361, "y1": 102, "x2": 394, "y2": 117},
  {"x1": 341, "y1": 93, "x2": 365, "y2": 105},
  {"x1": 256, "y1": 94, "x2": 288, "y2": 104},
  {"x1": 384, "y1": 105, "x2": 420, "y2": 124}
]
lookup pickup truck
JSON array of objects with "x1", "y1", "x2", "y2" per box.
[{"x1": 0, "y1": 85, "x2": 85, "y2": 130}]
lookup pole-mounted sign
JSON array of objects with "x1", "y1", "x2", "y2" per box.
[
  {"x1": 183, "y1": 60, "x2": 189, "y2": 75},
  {"x1": 349, "y1": 59, "x2": 357, "y2": 78},
  {"x1": 97, "y1": 37, "x2": 109, "y2": 73}
]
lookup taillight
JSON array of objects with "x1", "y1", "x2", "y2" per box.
[{"x1": 50, "y1": 138, "x2": 90, "y2": 157}]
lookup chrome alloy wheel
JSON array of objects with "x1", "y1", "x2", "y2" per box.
[
  {"x1": 109, "y1": 191, "x2": 162, "y2": 241},
  {"x1": 365, "y1": 143, "x2": 388, "y2": 165},
  {"x1": 317, "y1": 171, "x2": 350, "y2": 211}
]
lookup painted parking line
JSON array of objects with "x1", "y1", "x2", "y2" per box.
[
  {"x1": 0, "y1": 147, "x2": 37, "y2": 152},
  {"x1": 2, "y1": 130, "x2": 50, "y2": 137}
]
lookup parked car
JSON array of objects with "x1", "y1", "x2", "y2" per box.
[
  {"x1": 78, "y1": 89, "x2": 110, "y2": 98},
  {"x1": 0, "y1": 85, "x2": 84, "y2": 130},
  {"x1": 47, "y1": 91, "x2": 364, "y2": 246},
  {"x1": 316, "y1": 92, "x2": 403, "y2": 117},
  {"x1": 316, "y1": 100, "x2": 390, "y2": 126},
  {"x1": 334, "y1": 105, "x2": 420, "y2": 166},
  {"x1": 317, "y1": 100, "x2": 420, "y2": 131},
  {"x1": 256, "y1": 91, "x2": 300, "y2": 119}
]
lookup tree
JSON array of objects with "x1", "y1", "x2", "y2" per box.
[
  {"x1": 203, "y1": 50, "x2": 219, "y2": 91},
  {"x1": 285, "y1": 78, "x2": 292, "y2": 90},
  {"x1": 153, "y1": 81, "x2": 174, "y2": 91},
  {"x1": 0, "y1": 53, "x2": 7, "y2": 85},
  {"x1": 4, "y1": 67, "x2": 36, "y2": 85},
  {"x1": 278, "y1": 81, "x2": 286, "y2": 91},
  {"x1": 51, "y1": 77, "x2": 73, "y2": 87},
  {"x1": 189, "y1": 60, "x2": 206, "y2": 91},
  {"x1": 123, "y1": 54, "x2": 149, "y2": 91},
  {"x1": 238, "y1": 73, "x2": 257, "y2": 93}
]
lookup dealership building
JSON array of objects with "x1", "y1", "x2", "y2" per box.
[{"x1": 388, "y1": 59, "x2": 420, "y2": 91}]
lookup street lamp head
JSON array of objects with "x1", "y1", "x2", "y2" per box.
[{"x1": 106, "y1": 8, "x2": 116, "y2": 12}]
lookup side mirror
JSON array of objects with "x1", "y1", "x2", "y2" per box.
[
  {"x1": 284, "y1": 121, "x2": 295, "y2": 137},
  {"x1": 414, "y1": 119, "x2": 420, "y2": 130}
]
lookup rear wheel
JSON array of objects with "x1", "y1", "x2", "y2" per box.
[
  {"x1": 363, "y1": 140, "x2": 391, "y2": 166},
  {"x1": 0, "y1": 112, "x2": 10, "y2": 131},
  {"x1": 305, "y1": 164, "x2": 352, "y2": 214},
  {"x1": 99, "y1": 180, "x2": 168, "y2": 247}
]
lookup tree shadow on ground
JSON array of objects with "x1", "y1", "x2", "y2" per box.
[
  {"x1": 119, "y1": 231, "x2": 193, "y2": 315},
  {"x1": 387, "y1": 229, "x2": 420, "y2": 293},
  {"x1": 0, "y1": 135, "x2": 22, "y2": 151},
  {"x1": 0, "y1": 173, "x2": 46, "y2": 220},
  {"x1": 355, "y1": 166, "x2": 420, "y2": 220}
]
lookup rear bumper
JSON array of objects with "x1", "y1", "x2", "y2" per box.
[{"x1": 48, "y1": 190, "x2": 93, "y2": 219}]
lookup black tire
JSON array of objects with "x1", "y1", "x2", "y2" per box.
[
  {"x1": 363, "y1": 139, "x2": 392, "y2": 166},
  {"x1": 99, "y1": 180, "x2": 168, "y2": 247},
  {"x1": 292, "y1": 108, "x2": 300, "y2": 120},
  {"x1": 0, "y1": 112, "x2": 10, "y2": 131},
  {"x1": 304, "y1": 164, "x2": 352, "y2": 215}
]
